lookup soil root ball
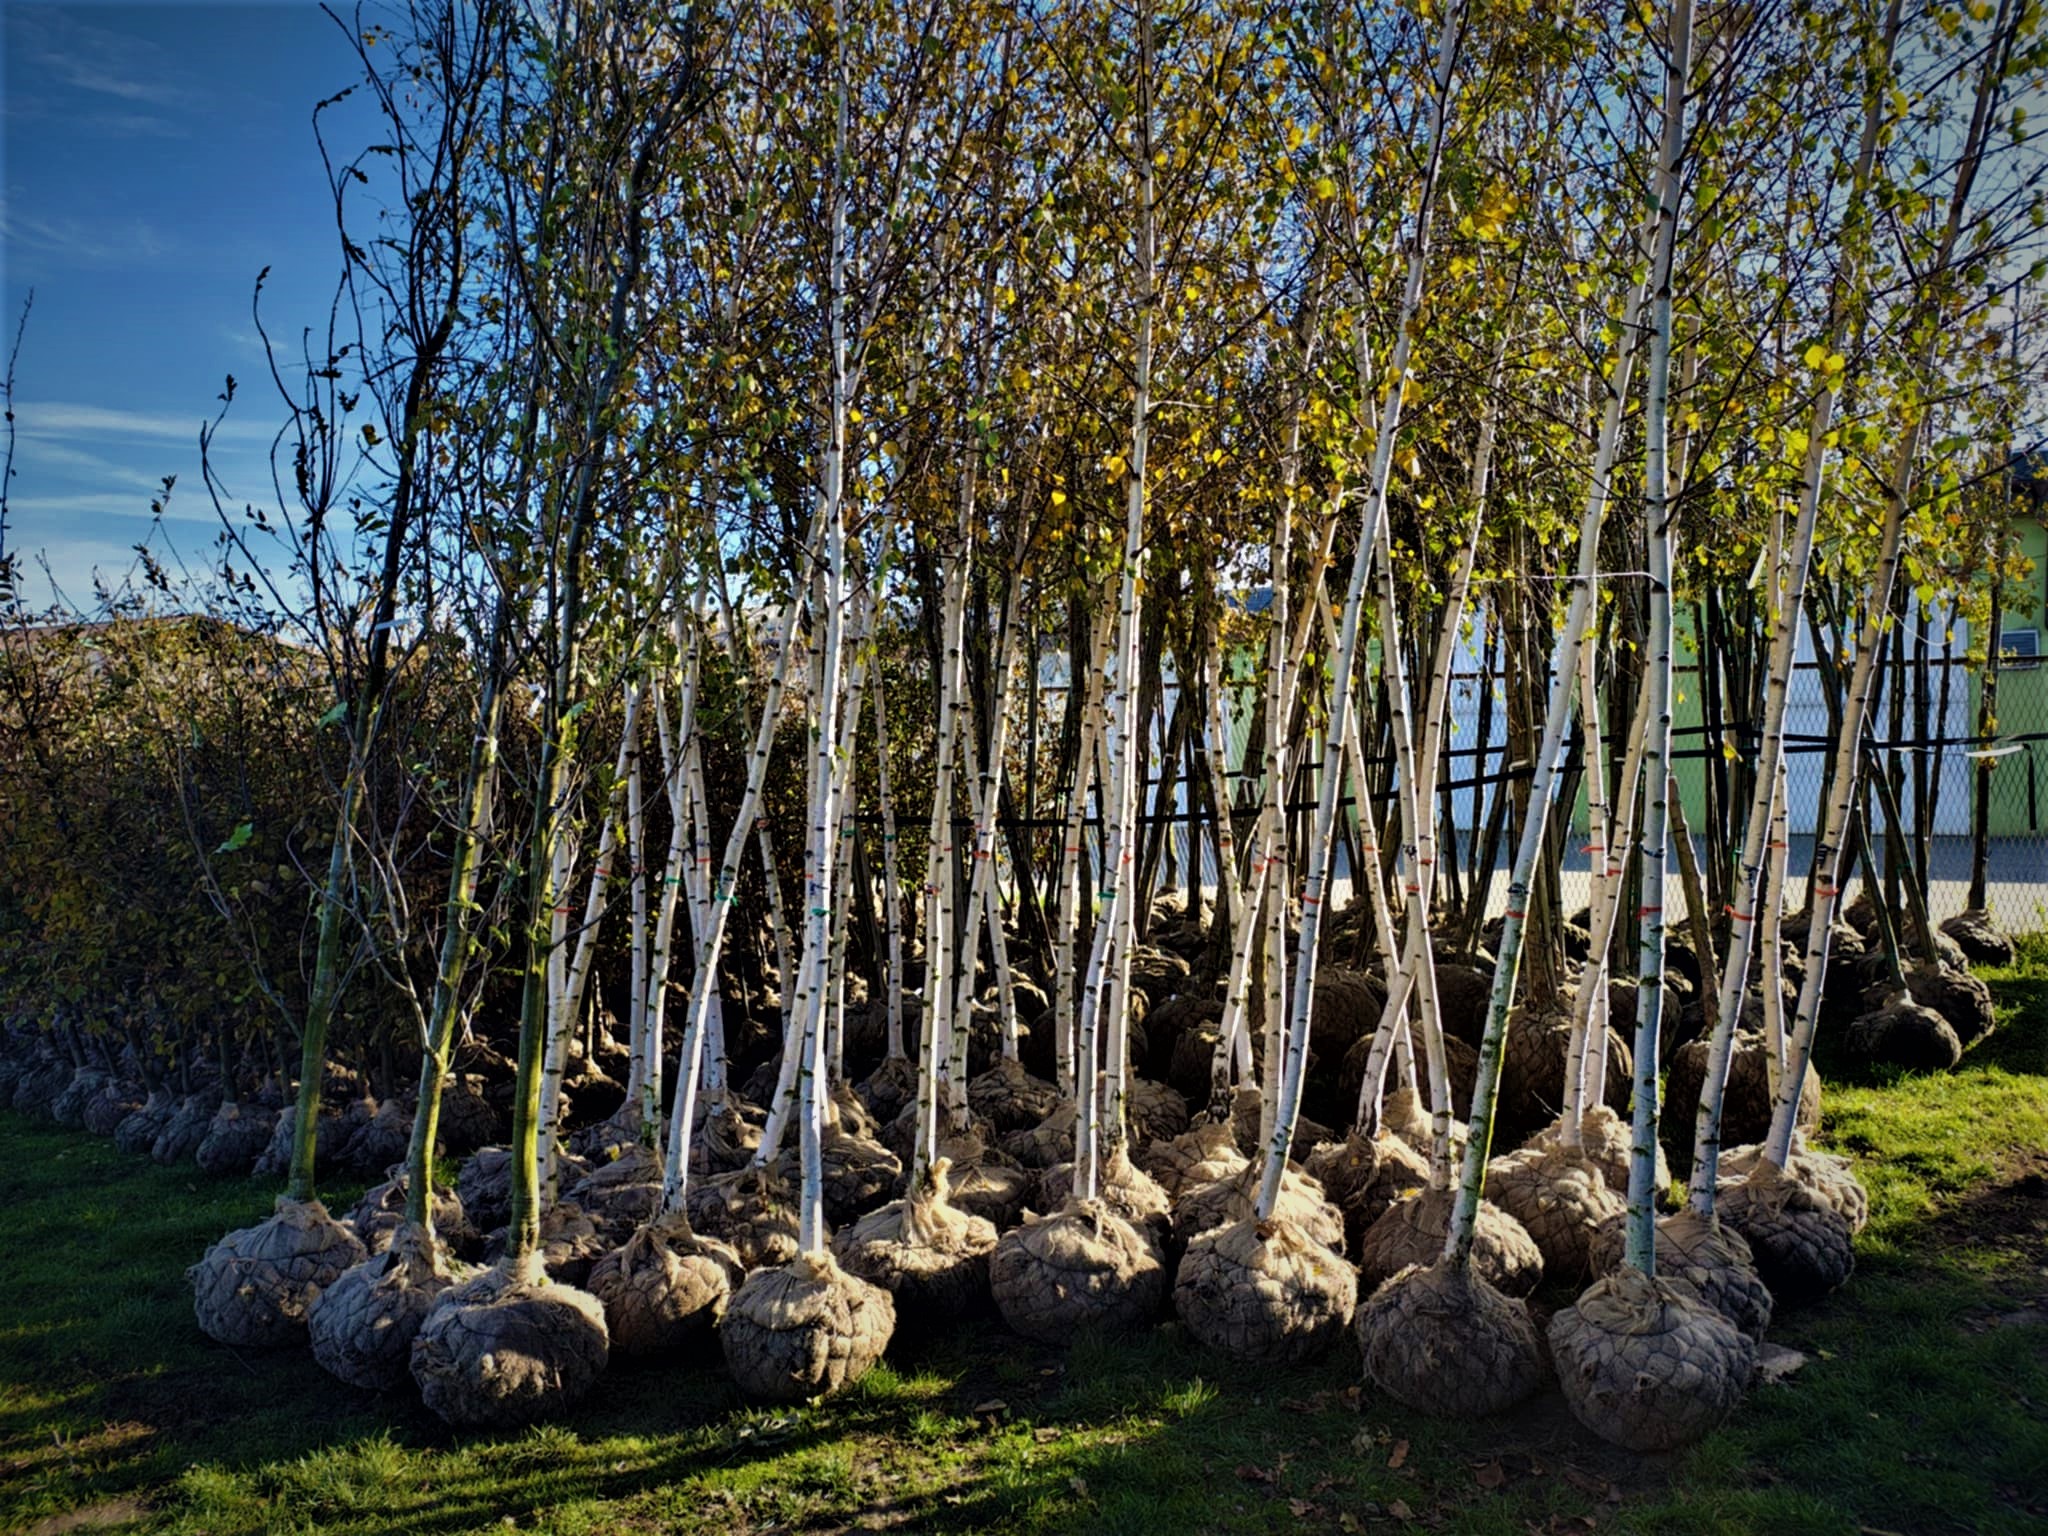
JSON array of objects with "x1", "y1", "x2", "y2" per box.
[
  {"x1": 1661, "y1": 1036, "x2": 1817, "y2": 1176},
  {"x1": 308, "y1": 1225, "x2": 467, "y2": 1391},
  {"x1": 1173, "y1": 1161, "x2": 1346, "y2": 1257},
  {"x1": 1228, "y1": 1084, "x2": 1336, "y2": 1157},
  {"x1": 435, "y1": 1076, "x2": 501, "y2": 1155},
  {"x1": 991, "y1": 1198, "x2": 1166, "y2": 1344},
  {"x1": 586, "y1": 1213, "x2": 743, "y2": 1358},
  {"x1": 1938, "y1": 909, "x2": 2014, "y2": 968},
  {"x1": 1587, "y1": 1209, "x2": 1772, "y2": 1342},
  {"x1": 1483, "y1": 1143, "x2": 1625, "y2": 1283},
  {"x1": 194, "y1": 1101, "x2": 277, "y2": 1177},
  {"x1": 1355, "y1": 1259, "x2": 1546, "y2": 1417},
  {"x1": 1379, "y1": 1086, "x2": 1437, "y2": 1154},
  {"x1": 341, "y1": 1098, "x2": 413, "y2": 1176},
  {"x1": 1549, "y1": 1267, "x2": 1757, "y2": 1451},
  {"x1": 685, "y1": 1167, "x2": 802, "y2": 1270},
  {"x1": 12, "y1": 1058, "x2": 72, "y2": 1117},
  {"x1": 833, "y1": 1160, "x2": 999, "y2": 1321},
  {"x1": 693, "y1": 1103, "x2": 764, "y2": 1174},
  {"x1": 410, "y1": 1258, "x2": 609, "y2": 1427},
  {"x1": 1034, "y1": 1146, "x2": 1173, "y2": 1256},
  {"x1": 1174, "y1": 1215, "x2": 1356, "y2": 1364},
  {"x1": 348, "y1": 1171, "x2": 476, "y2": 1257},
  {"x1": 856, "y1": 1055, "x2": 919, "y2": 1124},
  {"x1": 1717, "y1": 1139, "x2": 1867, "y2": 1232},
  {"x1": 50, "y1": 1067, "x2": 105, "y2": 1127},
  {"x1": 253, "y1": 1104, "x2": 351, "y2": 1179},
  {"x1": 115, "y1": 1090, "x2": 177, "y2": 1156},
  {"x1": 969, "y1": 1056, "x2": 1063, "y2": 1134},
  {"x1": 153, "y1": 1092, "x2": 221, "y2": 1165},
  {"x1": 773, "y1": 1128, "x2": 902, "y2": 1227},
  {"x1": 566, "y1": 1143, "x2": 667, "y2": 1231},
  {"x1": 190, "y1": 1196, "x2": 367, "y2": 1348},
  {"x1": 1125, "y1": 1077, "x2": 1191, "y2": 1146},
  {"x1": 482, "y1": 1201, "x2": 609, "y2": 1286},
  {"x1": 84, "y1": 1078, "x2": 143, "y2": 1136},
  {"x1": 1137, "y1": 1120, "x2": 1249, "y2": 1202},
  {"x1": 1902, "y1": 965, "x2": 1996, "y2": 1048},
  {"x1": 943, "y1": 1145, "x2": 1033, "y2": 1230},
  {"x1": 1715, "y1": 1159, "x2": 1855, "y2": 1305},
  {"x1": 1305, "y1": 1129, "x2": 1431, "y2": 1254},
  {"x1": 1355, "y1": 1186, "x2": 1542, "y2": 1298},
  {"x1": 720, "y1": 1250, "x2": 895, "y2": 1403},
  {"x1": 1846, "y1": 990, "x2": 1962, "y2": 1072},
  {"x1": 1498, "y1": 1007, "x2": 1631, "y2": 1143}
]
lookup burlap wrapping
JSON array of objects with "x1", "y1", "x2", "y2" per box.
[
  {"x1": 1548, "y1": 1266, "x2": 1756, "y2": 1451},
  {"x1": 190, "y1": 1196, "x2": 367, "y2": 1348},
  {"x1": 833, "y1": 1161, "x2": 999, "y2": 1321},
  {"x1": 1355, "y1": 1186, "x2": 1542, "y2": 1298},
  {"x1": 410, "y1": 1256, "x2": 609, "y2": 1427},
  {"x1": 720, "y1": 1250, "x2": 896, "y2": 1403},
  {"x1": 308, "y1": 1224, "x2": 467, "y2": 1391},
  {"x1": 586, "y1": 1212, "x2": 743, "y2": 1358},
  {"x1": 1173, "y1": 1215, "x2": 1356, "y2": 1364},
  {"x1": 1355, "y1": 1259, "x2": 1546, "y2": 1418},
  {"x1": 990, "y1": 1198, "x2": 1166, "y2": 1343},
  {"x1": 1586, "y1": 1208, "x2": 1772, "y2": 1342}
]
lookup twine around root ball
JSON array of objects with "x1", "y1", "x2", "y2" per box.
[
  {"x1": 1355, "y1": 1259, "x2": 1547, "y2": 1418},
  {"x1": 968, "y1": 1056, "x2": 1063, "y2": 1134},
  {"x1": 410, "y1": 1258, "x2": 610, "y2": 1428},
  {"x1": 1172, "y1": 1162, "x2": 1346, "y2": 1256},
  {"x1": 685, "y1": 1167, "x2": 803, "y2": 1270},
  {"x1": 190, "y1": 1196, "x2": 367, "y2": 1349},
  {"x1": 1715, "y1": 1160, "x2": 1855, "y2": 1307},
  {"x1": 833, "y1": 1161, "x2": 999, "y2": 1322},
  {"x1": 1484, "y1": 1142, "x2": 1625, "y2": 1284},
  {"x1": 348, "y1": 1172, "x2": 475, "y2": 1258},
  {"x1": 1355, "y1": 1186, "x2": 1543, "y2": 1298},
  {"x1": 1174, "y1": 1215, "x2": 1356, "y2": 1365},
  {"x1": 1138, "y1": 1119, "x2": 1251, "y2": 1202},
  {"x1": 586, "y1": 1213, "x2": 743, "y2": 1358},
  {"x1": 1306, "y1": 1129, "x2": 1432, "y2": 1255},
  {"x1": 308, "y1": 1224, "x2": 467, "y2": 1391},
  {"x1": 1587, "y1": 1208, "x2": 1772, "y2": 1342},
  {"x1": 991, "y1": 1198, "x2": 1167, "y2": 1344},
  {"x1": 1717, "y1": 1139, "x2": 1868, "y2": 1232},
  {"x1": 720, "y1": 1250, "x2": 896, "y2": 1404},
  {"x1": 1549, "y1": 1267, "x2": 1757, "y2": 1451},
  {"x1": 1035, "y1": 1146, "x2": 1174, "y2": 1257}
]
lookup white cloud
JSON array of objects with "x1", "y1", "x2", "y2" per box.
[{"x1": 13, "y1": 400, "x2": 276, "y2": 446}]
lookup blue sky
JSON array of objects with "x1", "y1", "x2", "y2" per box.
[{"x1": 2, "y1": 1, "x2": 374, "y2": 607}]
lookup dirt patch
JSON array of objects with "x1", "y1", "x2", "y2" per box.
[
  {"x1": 1925, "y1": 1147, "x2": 2048, "y2": 1311},
  {"x1": 25, "y1": 1498, "x2": 149, "y2": 1534}
]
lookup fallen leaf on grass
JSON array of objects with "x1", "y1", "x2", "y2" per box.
[
  {"x1": 1069, "y1": 1476, "x2": 1089, "y2": 1499},
  {"x1": 1236, "y1": 1463, "x2": 1279, "y2": 1485},
  {"x1": 971, "y1": 1399, "x2": 1008, "y2": 1416},
  {"x1": 1032, "y1": 1427, "x2": 1060, "y2": 1443},
  {"x1": 1389, "y1": 1498, "x2": 1414, "y2": 1520},
  {"x1": 1288, "y1": 1498, "x2": 1322, "y2": 1518},
  {"x1": 1388, "y1": 1439, "x2": 1410, "y2": 1469},
  {"x1": 1475, "y1": 1460, "x2": 1507, "y2": 1489}
]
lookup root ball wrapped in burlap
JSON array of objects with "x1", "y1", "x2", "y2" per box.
[
  {"x1": 1718, "y1": 1138, "x2": 1868, "y2": 1233},
  {"x1": 1125, "y1": 1077, "x2": 1190, "y2": 1146},
  {"x1": 348, "y1": 1170, "x2": 475, "y2": 1257},
  {"x1": 856, "y1": 1055, "x2": 919, "y2": 1124},
  {"x1": 586, "y1": 1213, "x2": 742, "y2": 1358},
  {"x1": 1902, "y1": 965, "x2": 1995, "y2": 1049},
  {"x1": 1034, "y1": 1146, "x2": 1173, "y2": 1256},
  {"x1": 1227, "y1": 1083, "x2": 1335, "y2": 1158},
  {"x1": 1137, "y1": 1120, "x2": 1249, "y2": 1201},
  {"x1": 833, "y1": 1161, "x2": 999, "y2": 1321},
  {"x1": 1305, "y1": 1130, "x2": 1431, "y2": 1254},
  {"x1": 1483, "y1": 1143, "x2": 1625, "y2": 1283},
  {"x1": 115, "y1": 1089, "x2": 176, "y2": 1156},
  {"x1": 1355, "y1": 1259, "x2": 1546, "y2": 1417},
  {"x1": 1845, "y1": 990, "x2": 1962, "y2": 1072},
  {"x1": 685, "y1": 1167, "x2": 802, "y2": 1270},
  {"x1": 566, "y1": 1143, "x2": 667, "y2": 1231},
  {"x1": 720, "y1": 1250, "x2": 896, "y2": 1403},
  {"x1": 341, "y1": 1098, "x2": 413, "y2": 1177},
  {"x1": 1174, "y1": 1216, "x2": 1356, "y2": 1364},
  {"x1": 1587, "y1": 1209, "x2": 1772, "y2": 1342},
  {"x1": 410, "y1": 1258, "x2": 609, "y2": 1427},
  {"x1": 1001, "y1": 1104, "x2": 1077, "y2": 1170},
  {"x1": 1355, "y1": 1186, "x2": 1542, "y2": 1298},
  {"x1": 1172, "y1": 1162, "x2": 1346, "y2": 1256},
  {"x1": 83, "y1": 1078, "x2": 143, "y2": 1136},
  {"x1": 945, "y1": 1151, "x2": 1033, "y2": 1229},
  {"x1": 1523, "y1": 1105, "x2": 1664, "y2": 1198},
  {"x1": 153, "y1": 1091, "x2": 221, "y2": 1165},
  {"x1": 1661, "y1": 1035, "x2": 1818, "y2": 1176},
  {"x1": 1549, "y1": 1267, "x2": 1756, "y2": 1450},
  {"x1": 1498, "y1": 1008, "x2": 1631, "y2": 1143},
  {"x1": 991, "y1": 1199, "x2": 1167, "y2": 1343},
  {"x1": 12, "y1": 1058, "x2": 73, "y2": 1117},
  {"x1": 435, "y1": 1075, "x2": 500, "y2": 1155},
  {"x1": 190, "y1": 1196, "x2": 367, "y2": 1348},
  {"x1": 482, "y1": 1201, "x2": 609, "y2": 1286},
  {"x1": 194, "y1": 1100, "x2": 278, "y2": 1177},
  {"x1": 968, "y1": 1056, "x2": 1063, "y2": 1133},
  {"x1": 1715, "y1": 1158, "x2": 1855, "y2": 1306},
  {"x1": 1938, "y1": 908, "x2": 2014, "y2": 968},
  {"x1": 773, "y1": 1129, "x2": 903, "y2": 1227},
  {"x1": 308, "y1": 1225, "x2": 466, "y2": 1390},
  {"x1": 49, "y1": 1067, "x2": 104, "y2": 1127},
  {"x1": 253, "y1": 1104, "x2": 351, "y2": 1179}
]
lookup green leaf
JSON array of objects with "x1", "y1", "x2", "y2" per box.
[{"x1": 217, "y1": 822, "x2": 255, "y2": 855}]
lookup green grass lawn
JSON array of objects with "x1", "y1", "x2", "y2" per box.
[{"x1": 4, "y1": 944, "x2": 2044, "y2": 1536}]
